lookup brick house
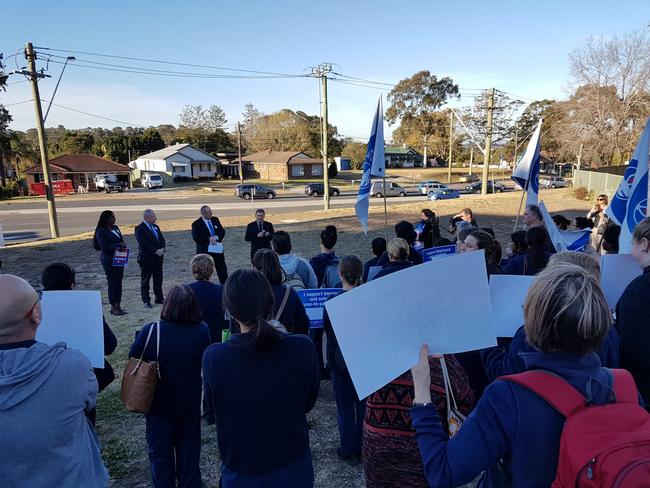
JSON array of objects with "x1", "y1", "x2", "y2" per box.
[
  {"x1": 233, "y1": 151, "x2": 324, "y2": 181},
  {"x1": 24, "y1": 154, "x2": 131, "y2": 190}
]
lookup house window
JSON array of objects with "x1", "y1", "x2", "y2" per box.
[
  {"x1": 173, "y1": 166, "x2": 185, "y2": 173},
  {"x1": 79, "y1": 174, "x2": 87, "y2": 186},
  {"x1": 199, "y1": 163, "x2": 211, "y2": 172},
  {"x1": 291, "y1": 164, "x2": 304, "y2": 177},
  {"x1": 312, "y1": 164, "x2": 323, "y2": 176}
]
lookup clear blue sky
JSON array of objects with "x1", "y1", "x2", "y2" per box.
[{"x1": 2, "y1": 0, "x2": 649, "y2": 140}]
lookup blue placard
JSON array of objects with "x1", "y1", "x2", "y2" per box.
[
  {"x1": 112, "y1": 248, "x2": 129, "y2": 267},
  {"x1": 420, "y1": 244, "x2": 456, "y2": 262},
  {"x1": 297, "y1": 288, "x2": 341, "y2": 328}
]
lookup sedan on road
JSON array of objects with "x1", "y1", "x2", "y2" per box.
[
  {"x1": 304, "y1": 183, "x2": 340, "y2": 197},
  {"x1": 234, "y1": 184, "x2": 277, "y2": 200},
  {"x1": 539, "y1": 176, "x2": 567, "y2": 189},
  {"x1": 465, "y1": 181, "x2": 506, "y2": 194},
  {"x1": 420, "y1": 182, "x2": 449, "y2": 195},
  {"x1": 416, "y1": 180, "x2": 444, "y2": 192},
  {"x1": 459, "y1": 174, "x2": 480, "y2": 183},
  {"x1": 427, "y1": 188, "x2": 460, "y2": 201}
]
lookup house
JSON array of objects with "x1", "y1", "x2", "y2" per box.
[
  {"x1": 130, "y1": 143, "x2": 220, "y2": 183},
  {"x1": 232, "y1": 151, "x2": 325, "y2": 181},
  {"x1": 24, "y1": 154, "x2": 131, "y2": 190},
  {"x1": 384, "y1": 145, "x2": 423, "y2": 168}
]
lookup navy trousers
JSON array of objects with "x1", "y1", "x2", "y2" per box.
[
  {"x1": 101, "y1": 259, "x2": 124, "y2": 305},
  {"x1": 140, "y1": 259, "x2": 164, "y2": 304},
  {"x1": 146, "y1": 414, "x2": 202, "y2": 488},
  {"x1": 331, "y1": 368, "x2": 365, "y2": 457}
]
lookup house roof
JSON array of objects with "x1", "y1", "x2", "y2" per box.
[
  {"x1": 137, "y1": 143, "x2": 218, "y2": 162},
  {"x1": 24, "y1": 154, "x2": 130, "y2": 174},
  {"x1": 233, "y1": 150, "x2": 321, "y2": 165},
  {"x1": 385, "y1": 145, "x2": 420, "y2": 156}
]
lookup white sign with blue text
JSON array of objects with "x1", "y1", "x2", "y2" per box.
[
  {"x1": 297, "y1": 289, "x2": 342, "y2": 328},
  {"x1": 420, "y1": 244, "x2": 456, "y2": 262}
]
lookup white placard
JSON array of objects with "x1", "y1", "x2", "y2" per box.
[
  {"x1": 36, "y1": 291, "x2": 105, "y2": 367},
  {"x1": 489, "y1": 275, "x2": 536, "y2": 337},
  {"x1": 208, "y1": 242, "x2": 223, "y2": 254},
  {"x1": 0, "y1": 223, "x2": 4, "y2": 247},
  {"x1": 367, "y1": 266, "x2": 383, "y2": 281},
  {"x1": 325, "y1": 251, "x2": 497, "y2": 399},
  {"x1": 601, "y1": 254, "x2": 642, "y2": 310}
]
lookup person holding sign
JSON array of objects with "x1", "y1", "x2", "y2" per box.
[
  {"x1": 410, "y1": 264, "x2": 638, "y2": 487},
  {"x1": 617, "y1": 217, "x2": 650, "y2": 407},
  {"x1": 93, "y1": 210, "x2": 127, "y2": 316},
  {"x1": 0, "y1": 274, "x2": 109, "y2": 487},
  {"x1": 135, "y1": 209, "x2": 166, "y2": 309},
  {"x1": 191, "y1": 205, "x2": 228, "y2": 285}
]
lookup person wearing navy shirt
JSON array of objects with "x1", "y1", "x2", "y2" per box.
[
  {"x1": 372, "y1": 238, "x2": 414, "y2": 280},
  {"x1": 135, "y1": 209, "x2": 166, "y2": 308},
  {"x1": 501, "y1": 226, "x2": 551, "y2": 276},
  {"x1": 409, "y1": 264, "x2": 642, "y2": 487},
  {"x1": 129, "y1": 285, "x2": 211, "y2": 488},
  {"x1": 93, "y1": 209, "x2": 127, "y2": 316},
  {"x1": 191, "y1": 205, "x2": 228, "y2": 284},
  {"x1": 203, "y1": 269, "x2": 320, "y2": 487},
  {"x1": 362, "y1": 237, "x2": 386, "y2": 283},
  {"x1": 187, "y1": 254, "x2": 225, "y2": 343},
  {"x1": 244, "y1": 208, "x2": 274, "y2": 260}
]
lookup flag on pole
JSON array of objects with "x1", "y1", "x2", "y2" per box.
[
  {"x1": 355, "y1": 97, "x2": 386, "y2": 234},
  {"x1": 512, "y1": 119, "x2": 542, "y2": 207},
  {"x1": 618, "y1": 118, "x2": 650, "y2": 253},
  {"x1": 605, "y1": 158, "x2": 639, "y2": 226},
  {"x1": 539, "y1": 201, "x2": 591, "y2": 252}
]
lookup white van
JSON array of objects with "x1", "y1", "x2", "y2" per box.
[
  {"x1": 370, "y1": 180, "x2": 407, "y2": 198},
  {"x1": 142, "y1": 173, "x2": 163, "y2": 189}
]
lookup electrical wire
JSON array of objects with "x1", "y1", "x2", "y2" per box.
[
  {"x1": 39, "y1": 99, "x2": 145, "y2": 127},
  {"x1": 3, "y1": 99, "x2": 33, "y2": 107}
]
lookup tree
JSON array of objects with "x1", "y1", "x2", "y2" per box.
[
  {"x1": 179, "y1": 104, "x2": 227, "y2": 131},
  {"x1": 328, "y1": 161, "x2": 338, "y2": 178},
  {"x1": 461, "y1": 90, "x2": 524, "y2": 149},
  {"x1": 386, "y1": 71, "x2": 460, "y2": 165},
  {"x1": 391, "y1": 111, "x2": 453, "y2": 164},
  {"x1": 341, "y1": 141, "x2": 367, "y2": 169},
  {"x1": 242, "y1": 103, "x2": 262, "y2": 129}
]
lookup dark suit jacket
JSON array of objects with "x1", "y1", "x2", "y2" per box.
[
  {"x1": 191, "y1": 216, "x2": 226, "y2": 254},
  {"x1": 135, "y1": 221, "x2": 166, "y2": 265},
  {"x1": 244, "y1": 220, "x2": 274, "y2": 258},
  {"x1": 95, "y1": 226, "x2": 125, "y2": 264}
]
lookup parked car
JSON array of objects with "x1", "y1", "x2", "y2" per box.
[
  {"x1": 416, "y1": 180, "x2": 444, "y2": 192},
  {"x1": 465, "y1": 181, "x2": 506, "y2": 194},
  {"x1": 370, "y1": 180, "x2": 407, "y2": 198},
  {"x1": 459, "y1": 174, "x2": 480, "y2": 183},
  {"x1": 304, "y1": 183, "x2": 340, "y2": 197},
  {"x1": 428, "y1": 188, "x2": 461, "y2": 201},
  {"x1": 94, "y1": 174, "x2": 125, "y2": 193},
  {"x1": 539, "y1": 176, "x2": 567, "y2": 189},
  {"x1": 420, "y1": 182, "x2": 449, "y2": 195},
  {"x1": 234, "y1": 184, "x2": 276, "y2": 200},
  {"x1": 141, "y1": 173, "x2": 163, "y2": 189}
]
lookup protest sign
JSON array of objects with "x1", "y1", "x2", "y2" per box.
[
  {"x1": 297, "y1": 288, "x2": 342, "y2": 328},
  {"x1": 489, "y1": 275, "x2": 536, "y2": 337},
  {"x1": 325, "y1": 251, "x2": 497, "y2": 399},
  {"x1": 421, "y1": 244, "x2": 456, "y2": 262},
  {"x1": 601, "y1": 254, "x2": 642, "y2": 310},
  {"x1": 112, "y1": 248, "x2": 129, "y2": 266},
  {"x1": 36, "y1": 290, "x2": 105, "y2": 367},
  {"x1": 0, "y1": 223, "x2": 4, "y2": 247},
  {"x1": 367, "y1": 266, "x2": 383, "y2": 281}
]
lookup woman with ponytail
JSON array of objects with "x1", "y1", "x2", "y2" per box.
[{"x1": 202, "y1": 268, "x2": 320, "y2": 487}]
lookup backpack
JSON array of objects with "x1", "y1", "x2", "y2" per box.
[
  {"x1": 501, "y1": 369, "x2": 650, "y2": 487},
  {"x1": 322, "y1": 261, "x2": 342, "y2": 289},
  {"x1": 285, "y1": 271, "x2": 305, "y2": 290}
]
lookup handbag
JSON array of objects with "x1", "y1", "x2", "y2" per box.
[
  {"x1": 120, "y1": 322, "x2": 161, "y2": 414},
  {"x1": 440, "y1": 356, "x2": 466, "y2": 438}
]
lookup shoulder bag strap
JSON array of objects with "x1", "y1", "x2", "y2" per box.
[
  {"x1": 275, "y1": 286, "x2": 291, "y2": 321},
  {"x1": 135, "y1": 322, "x2": 156, "y2": 366}
]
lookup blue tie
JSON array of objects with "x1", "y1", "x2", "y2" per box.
[
  {"x1": 207, "y1": 220, "x2": 215, "y2": 237},
  {"x1": 148, "y1": 223, "x2": 158, "y2": 241}
]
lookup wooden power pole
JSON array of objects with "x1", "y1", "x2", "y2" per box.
[
  {"x1": 25, "y1": 42, "x2": 60, "y2": 238},
  {"x1": 481, "y1": 88, "x2": 495, "y2": 195},
  {"x1": 447, "y1": 110, "x2": 454, "y2": 183},
  {"x1": 237, "y1": 122, "x2": 244, "y2": 184},
  {"x1": 313, "y1": 64, "x2": 332, "y2": 210}
]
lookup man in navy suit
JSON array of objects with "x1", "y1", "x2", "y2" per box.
[
  {"x1": 191, "y1": 205, "x2": 228, "y2": 284},
  {"x1": 135, "y1": 209, "x2": 166, "y2": 308},
  {"x1": 244, "y1": 208, "x2": 275, "y2": 260}
]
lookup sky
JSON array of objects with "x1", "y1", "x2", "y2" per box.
[{"x1": 2, "y1": 0, "x2": 649, "y2": 142}]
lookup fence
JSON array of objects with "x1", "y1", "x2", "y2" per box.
[{"x1": 572, "y1": 169, "x2": 622, "y2": 198}]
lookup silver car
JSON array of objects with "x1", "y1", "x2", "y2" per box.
[
  {"x1": 539, "y1": 176, "x2": 567, "y2": 189},
  {"x1": 370, "y1": 180, "x2": 407, "y2": 197}
]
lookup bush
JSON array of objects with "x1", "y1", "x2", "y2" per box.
[
  {"x1": 328, "y1": 162, "x2": 338, "y2": 178},
  {"x1": 573, "y1": 186, "x2": 594, "y2": 201},
  {"x1": 0, "y1": 181, "x2": 20, "y2": 200}
]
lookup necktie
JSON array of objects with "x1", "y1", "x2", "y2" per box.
[
  {"x1": 148, "y1": 223, "x2": 158, "y2": 241},
  {"x1": 258, "y1": 222, "x2": 263, "y2": 232},
  {"x1": 207, "y1": 220, "x2": 215, "y2": 237}
]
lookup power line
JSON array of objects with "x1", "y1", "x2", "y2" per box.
[
  {"x1": 3, "y1": 99, "x2": 33, "y2": 107},
  {"x1": 39, "y1": 99, "x2": 145, "y2": 127}
]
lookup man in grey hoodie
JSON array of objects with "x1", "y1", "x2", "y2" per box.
[
  {"x1": 0, "y1": 274, "x2": 109, "y2": 487},
  {"x1": 271, "y1": 230, "x2": 318, "y2": 289}
]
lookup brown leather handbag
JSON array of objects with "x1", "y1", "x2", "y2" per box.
[{"x1": 120, "y1": 322, "x2": 160, "y2": 414}]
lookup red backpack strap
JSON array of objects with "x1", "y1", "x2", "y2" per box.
[
  {"x1": 610, "y1": 369, "x2": 639, "y2": 404},
  {"x1": 500, "y1": 371, "x2": 586, "y2": 418}
]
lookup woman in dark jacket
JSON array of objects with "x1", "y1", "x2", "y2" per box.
[
  {"x1": 252, "y1": 249, "x2": 310, "y2": 335},
  {"x1": 462, "y1": 229, "x2": 502, "y2": 277},
  {"x1": 410, "y1": 263, "x2": 642, "y2": 487},
  {"x1": 129, "y1": 285, "x2": 211, "y2": 488},
  {"x1": 499, "y1": 230, "x2": 527, "y2": 269},
  {"x1": 616, "y1": 217, "x2": 650, "y2": 407},
  {"x1": 373, "y1": 238, "x2": 414, "y2": 280},
  {"x1": 93, "y1": 210, "x2": 127, "y2": 315},
  {"x1": 187, "y1": 254, "x2": 225, "y2": 343},
  {"x1": 502, "y1": 226, "x2": 551, "y2": 276},
  {"x1": 203, "y1": 269, "x2": 320, "y2": 487}
]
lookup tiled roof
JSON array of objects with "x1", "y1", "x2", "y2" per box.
[{"x1": 24, "y1": 154, "x2": 129, "y2": 173}]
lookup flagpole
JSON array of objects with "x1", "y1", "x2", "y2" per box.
[
  {"x1": 382, "y1": 176, "x2": 388, "y2": 240},
  {"x1": 513, "y1": 187, "x2": 527, "y2": 232}
]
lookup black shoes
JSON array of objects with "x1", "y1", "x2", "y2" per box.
[
  {"x1": 154, "y1": 298, "x2": 164, "y2": 304},
  {"x1": 144, "y1": 302, "x2": 153, "y2": 309},
  {"x1": 336, "y1": 448, "x2": 361, "y2": 467}
]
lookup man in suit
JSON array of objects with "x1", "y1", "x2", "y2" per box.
[
  {"x1": 244, "y1": 208, "x2": 274, "y2": 260},
  {"x1": 135, "y1": 209, "x2": 166, "y2": 308},
  {"x1": 191, "y1": 205, "x2": 228, "y2": 284}
]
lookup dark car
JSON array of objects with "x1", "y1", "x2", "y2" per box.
[
  {"x1": 234, "y1": 184, "x2": 276, "y2": 200},
  {"x1": 304, "y1": 183, "x2": 340, "y2": 197},
  {"x1": 465, "y1": 181, "x2": 506, "y2": 194}
]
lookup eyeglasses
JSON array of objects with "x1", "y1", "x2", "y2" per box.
[
  {"x1": 597, "y1": 198, "x2": 606, "y2": 202},
  {"x1": 24, "y1": 291, "x2": 42, "y2": 319}
]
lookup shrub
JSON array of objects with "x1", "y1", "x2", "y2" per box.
[
  {"x1": 328, "y1": 162, "x2": 338, "y2": 178},
  {"x1": 0, "y1": 181, "x2": 20, "y2": 200},
  {"x1": 573, "y1": 186, "x2": 593, "y2": 201}
]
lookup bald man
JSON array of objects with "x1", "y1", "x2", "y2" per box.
[{"x1": 0, "y1": 274, "x2": 109, "y2": 487}]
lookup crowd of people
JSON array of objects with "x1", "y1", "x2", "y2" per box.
[{"x1": 1, "y1": 196, "x2": 650, "y2": 488}]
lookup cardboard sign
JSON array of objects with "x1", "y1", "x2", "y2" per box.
[
  {"x1": 36, "y1": 291, "x2": 105, "y2": 367},
  {"x1": 421, "y1": 244, "x2": 456, "y2": 262},
  {"x1": 489, "y1": 274, "x2": 536, "y2": 337},
  {"x1": 325, "y1": 251, "x2": 497, "y2": 399},
  {"x1": 367, "y1": 266, "x2": 383, "y2": 281},
  {"x1": 112, "y1": 248, "x2": 129, "y2": 266},
  {"x1": 601, "y1": 254, "x2": 643, "y2": 310},
  {"x1": 297, "y1": 288, "x2": 342, "y2": 328}
]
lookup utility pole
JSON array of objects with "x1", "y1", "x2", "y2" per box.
[
  {"x1": 576, "y1": 142, "x2": 583, "y2": 170},
  {"x1": 313, "y1": 64, "x2": 333, "y2": 210},
  {"x1": 447, "y1": 110, "x2": 454, "y2": 183},
  {"x1": 237, "y1": 122, "x2": 244, "y2": 184},
  {"x1": 513, "y1": 126, "x2": 518, "y2": 167},
  {"x1": 481, "y1": 88, "x2": 495, "y2": 195},
  {"x1": 469, "y1": 147, "x2": 474, "y2": 175},
  {"x1": 25, "y1": 42, "x2": 59, "y2": 238}
]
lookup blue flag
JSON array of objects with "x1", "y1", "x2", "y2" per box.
[
  {"x1": 512, "y1": 119, "x2": 542, "y2": 207},
  {"x1": 618, "y1": 118, "x2": 650, "y2": 253},
  {"x1": 355, "y1": 97, "x2": 386, "y2": 234},
  {"x1": 539, "y1": 201, "x2": 591, "y2": 252}
]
